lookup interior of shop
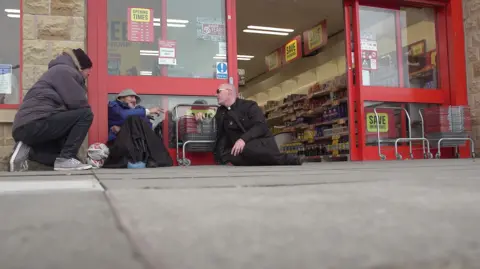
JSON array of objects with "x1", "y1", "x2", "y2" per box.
[{"x1": 236, "y1": 0, "x2": 439, "y2": 162}]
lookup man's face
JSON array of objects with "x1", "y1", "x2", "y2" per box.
[
  {"x1": 81, "y1": 68, "x2": 91, "y2": 79},
  {"x1": 120, "y1": 96, "x2": 137, "y2": 108},
  {"x1": 216, "y1": 88, "x2": 230, "y2": 105}
]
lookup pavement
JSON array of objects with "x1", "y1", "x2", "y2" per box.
[{"x1": 0, "y1": 160, "x2": 480, "y2": 269}]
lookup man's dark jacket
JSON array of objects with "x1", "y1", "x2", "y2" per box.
[
  {"x1": 13, "y1": 50, "x2": 89, "y2": 132},
  {"x1": 213, "y1": 99, "x2": 277, "y2": 164}
]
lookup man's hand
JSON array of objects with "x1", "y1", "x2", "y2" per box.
[
  {"x1": 231, "y1": 139, "x2": 246, "y2": 156},
  {"x1": 195, "y1": 112, "x2": 205, "y2": 121},
  {"x1": 149, "y1": 107, "x2": 164, "y2": 116},
  {"x1": 111, "y1": 125, "x2": 121, "y2": 134}
]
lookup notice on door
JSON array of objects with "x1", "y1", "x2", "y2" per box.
[
  {"x1": 0, "y1": 64, "x2": 12, "y2": 94},
  {"x1": 127, "y1": 7, "x2": 154, "y2": 43},
  {"x1": 366, "y1": 112, "x2": 389, "y2": 132},
  {"x1": 158, "y1": 40, "x2": 177, "y2": 65}
]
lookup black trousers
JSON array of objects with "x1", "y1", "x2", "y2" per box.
[
  {"x1": 222, "y1": 137, "x2": 298, "y2": 166},
  {"x1": 13, "y1": 108, "x2": 94, "y2": 166}
]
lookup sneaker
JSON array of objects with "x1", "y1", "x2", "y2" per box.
[
  {"x1": 9, "y1": 141, "x2": 31, "y2": 172},
  {"x1": 54, "y1": 158, "x2": 92, "y2": 171}
]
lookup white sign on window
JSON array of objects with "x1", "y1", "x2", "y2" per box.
[{"x1": 0, "y1": 64, "x2": 12, "y2": 94}]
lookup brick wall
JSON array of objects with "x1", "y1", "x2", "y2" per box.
[
  {"x1": 464, "y1": 0, "x2": 480, "y2": 152},
  {"x1": 0, "y1": 0, "x2": 87, "y2": 170}
]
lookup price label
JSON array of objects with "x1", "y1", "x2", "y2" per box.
[{"x1": 332, "y1": 138, "x2": 339, "y2": 157}]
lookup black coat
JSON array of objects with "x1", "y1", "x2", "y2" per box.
[
  {"x1": 104, "y1": 116, "x2": 173, "y2": 168},
  {"x1": 213, "y1": 99, "x2": 283, "y2": 165}
]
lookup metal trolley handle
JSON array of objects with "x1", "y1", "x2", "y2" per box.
[
  {"x1": 373, "y1": 106, "x2": 413, "y2": 160},
  {"x1": 173, "y1": 104, "x2": 219, "y2": 166}
]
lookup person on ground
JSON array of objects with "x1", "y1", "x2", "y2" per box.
[
  {"x1": 104, "y1": 89, "x2": 173, "y2": 168},
  {"x1": 10, "y1": 48, "x2": 94, "y2": 172},
  {"x1": 107, "y1": 89, "x2": 163, "y2": 142},
  {"x1": 213, "y1": 83, "x2": 303, "y2": 166}
]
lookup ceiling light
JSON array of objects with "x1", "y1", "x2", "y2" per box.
[
  {"x1": 7, "y1": 14, "x2": 20, "y2": 18},
  {"x1": 4, "y1": 9, "x2": 20, "y2": 13},
  {"x1": 213, "y1": 56, "x2": 252, "y2": 61},
  {"x1": 140, "y1": 50, "x2": 159, "y2": 56},
  {"x1": 215, "y1": 54, "x2": 254, "y2": 59},
  {"x1": 153, "y1": 22, "x2": 187, "y2": 28},
  {"x1": 243, "y1": 29, "x2": 288, "y2": 36},
  {"x1": 167, "y1": 19, "x2": 189, "y2": 24},
  {"x1": 247, "y1": 25, "x2": 294, "y2": 32},
  {"x1": 167, "y1": 23, "x2": 186, "y2": 28},
  {"x1": 139, "y1": 71, "x2": 152, "y2": 76},
  {"x1": 153, "y1": 18, "x2": 189, "y2": 24}
]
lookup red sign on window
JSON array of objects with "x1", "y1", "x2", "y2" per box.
[{"x1": 127, "y1": 7, "x2": 154, "y2": 43}]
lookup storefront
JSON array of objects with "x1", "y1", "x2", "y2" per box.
[{"x1": 0, "y1": 0, "x2": 473, "y2": 167}]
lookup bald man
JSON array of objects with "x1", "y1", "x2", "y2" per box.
[{"x1": 213, "y1": 84, "x2": 303, "y2": 166}]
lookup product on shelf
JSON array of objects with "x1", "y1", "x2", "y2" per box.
[{"x1": 268, "y1": 73, "x2": 350, "y2": 162}]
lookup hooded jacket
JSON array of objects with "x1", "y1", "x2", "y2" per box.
[
  {"x1": 107, "y1": 100, "x2": 151, "y2": 141},
  {"x1": 12, "y1": 50, "x2": 90, "y2": 132}
]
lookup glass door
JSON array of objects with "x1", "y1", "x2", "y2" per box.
[
  {"x1": 345, "y1": 0, "x2": 452, "y2": 161},
  {"x1": 87, "y1": 0, "x2": 238, "y2": 145}
]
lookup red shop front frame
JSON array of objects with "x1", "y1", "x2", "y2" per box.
[
  {"x1": 344, "y1": 0, "x2": 467, "y2": 161},
  {"x1": 86, "y1": 0, "x2": 238, "y2": 164}
]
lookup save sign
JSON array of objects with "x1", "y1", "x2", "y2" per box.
[{"x1": 366, "y1": 112, "x2": 389, "y2": 132}]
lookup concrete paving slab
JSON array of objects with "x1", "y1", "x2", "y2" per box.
[
  {"x1": 107, "y1": 177, "x2": 480, "y2": 269},
  {"x1": 0, "y1": 192, "x2": 146, "y2": 269}
]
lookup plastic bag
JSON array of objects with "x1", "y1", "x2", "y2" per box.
[{"x1": 87, "y1": 143, "x2": 109, "y2": 168}]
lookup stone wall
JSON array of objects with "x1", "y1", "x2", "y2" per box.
[
  {"x1": 464, "y1": 0, "x2": 480, "y2": 152},
  {"x1": 0, "y1": 0, "x2": 87, "y2": 170}
]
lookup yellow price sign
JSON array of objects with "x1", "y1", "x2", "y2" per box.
[
  {"x1": 332, "y1": 138, "x2": 339, "y2": 157},
  {"x1": 430, "y1": 50, "x2": 437, "y2": 66},
  {"x1": 130, "y1": 8, "x2": 151, "y2": 23},
  {"x1": 307, "y1": 24, "x2": 323, "y2": 50},
  {"x1": 366, "y1": 112, "x2": 389, "y2": 132},
  {"x1": 285, "y1": 39, "x2": 298, "y2": 62}
]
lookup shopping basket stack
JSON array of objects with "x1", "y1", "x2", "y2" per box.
[
  {"x1": 178, "y1": 116, "x2": 216, "y2": 152},
  {"x1": 423, "y1": 106, "x2": 472, "y2": 147}
]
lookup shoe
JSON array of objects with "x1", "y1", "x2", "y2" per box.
[
  {"x1": 9, "y1": 141, "x2": 31, "y2": 172},
  {"x1": 54, "y1": 158, "x2": 92, "y2": 171}
]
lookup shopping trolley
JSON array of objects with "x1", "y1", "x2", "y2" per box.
[
  {"x1": 173, "y1": 104, "x2": 218, "y2": 166},
  {"x1": 419, "y1": 106, "x2": 475, "y2": 159},
  {"x1": 374, "y1": 107, "x2": 432, "y2": 160}
]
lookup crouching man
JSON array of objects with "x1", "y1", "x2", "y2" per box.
[
  {"x1": 10, "y1": 49, "x2": 94, "y2": 171},
  {"x1": 213, "y1": 83, "x2": 303, "y2": 166},
  {"x1": 103, "y1": 89, "x2": 173, "y2": 168}
]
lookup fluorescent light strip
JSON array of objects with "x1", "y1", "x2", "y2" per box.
[
  {"x1": 213, "y1": 56, "x2": 252, "y2": 61},
  {"x1": 140, "y1": 50, "x2": 159, "y2": 54},
  {"x1": 153, "y1": 18, "x2": 189, "y2": 24},
  {"x1": 4, "y1": 9, "x2": 20, "y2": 13},
  {"x1": 153, "y1": 22, "x2": 186, "y2": 27},
  {"x1": 216, "y1": 54, "x2": 254, "y2": 59},
  {"x1": 247, "y1": 25, "x2": 294, "y2": 33},
  {"x1": 7, "y1": 14, "x2": 20, "y2": 18},
  {"x1": 243, "y1": 29, "x2": 288, "y2": 36},
  {"x1": 139, "y1": 71, "x2": 152, "y2": 75}
]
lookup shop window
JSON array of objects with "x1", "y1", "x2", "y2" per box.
[
  {"x1": 0, "y1": 2, "x2": 21, "y2": 105},
  {"x1": 363, "y1": 101, "x2": 439, "y2": 145},
  {"x1": 358, "y1": 6, "x2": 439, "y2": 89},
  {"x1": 107, "y1": 0, "x2": 227, "y2": 79},
  {"x1": 400, "y1": 7, "x2": 438, "y2": 89},
  {"x1": 359, "y1": 6, "x2": 399, "y2": 87}
]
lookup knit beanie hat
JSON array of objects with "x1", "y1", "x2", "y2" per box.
[{"x1": 72, "y1": 48, "x2": 93, "y2": 70}]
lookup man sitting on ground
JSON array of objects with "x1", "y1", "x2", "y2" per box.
[
  {"x1": 104, "y1": 89, "x2": 173, "y2": 168},
  {"x1": 10, "y1": 48, "x2": 94, "y2": 171},
  {"x1": 107, "y1": 89, "x2": 163, "y2": 142},
  {"x1": 213, "y1": 83, "x2": 303, "y2": 166}
]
